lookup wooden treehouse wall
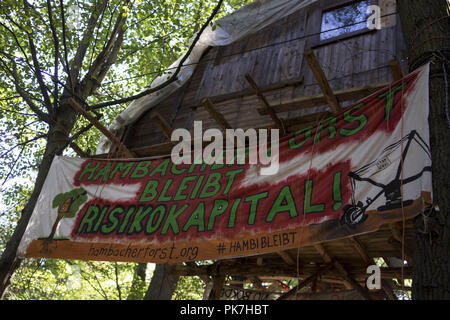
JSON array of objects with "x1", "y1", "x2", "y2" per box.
[{"x1": 121, "y1": 0, "x2": 407, "y2": 151}]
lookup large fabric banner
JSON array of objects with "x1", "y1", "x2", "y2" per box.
[{"x1": 19, "y1": 64, "x2": 432, "y2": 263}]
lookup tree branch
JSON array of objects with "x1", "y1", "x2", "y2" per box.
[
  {"x1": 46, "y1": 0, "x2": 60, "y2": 111},
  {"x1": 80, "y1": 7, "x2": 128, "y2": 97},
  {"x1": 0, "y1": 58, "x2": 51, "y2": 124},
  {"x1": 23, "y1": 0, "x2": 54, "y2": 116},
  {"x1": 88, "y1": 0, "x2": 224, "y2": 110},
  {"x1": 69, "y1": 0, "x2": 109, "y2": 84},
  {"x1": 58, "y1": 0, "x2": 73, "y2": 90}
]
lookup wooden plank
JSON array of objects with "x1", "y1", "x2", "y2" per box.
[
  {"x1": 150, "y1": 111, "x2": 173, "y2": 140},
  {"x1": 389, "y1": 59, "x2": 403, "y2": 81},
  {"x1": 245, "y1": 73, "x2": 286, "y2": 135},
  {"x1": 304, "y1": 49, "x2": 341, "y2": 114},
  {"x1": 257, "y1": 82, "x2": 390, "y2": 115},
  {"x1": 67, "y1": 98, "x2": 136, "y2": 158},
  {"x1": 202, "y1": 98, "x2": 232, "y2": 130}
]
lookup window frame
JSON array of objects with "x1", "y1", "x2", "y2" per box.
[{"x1": 310, "y1": 0, "x2": 378, "y2": 49}]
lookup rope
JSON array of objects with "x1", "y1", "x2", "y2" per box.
[
  {"x1": 295, "y1": 111, "x2": 328, "y2": 298},
  {"x1": 399, "y1": 67, "x2": 406, "y2": 297},
  {"x1": 407, "y1": 15, "x2": 450, "y2": 61}
]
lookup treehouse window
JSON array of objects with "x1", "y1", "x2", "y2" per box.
[{"x1": 320, "y1": 0, "x2": 371, "y2": 41}]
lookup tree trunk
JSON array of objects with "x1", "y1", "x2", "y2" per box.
[
  {"x1": 143, "y1": 264, "x2": 179, "y2": 300},
  {"x1": 126, "y1": 263, "x2": 147, "y2": 300},
  {"x1": 0, "y1": 99, "x2": 79, "y2": 298},
  {"x1": 397, "y1": 0, "x2": 450, "y2": 299}
]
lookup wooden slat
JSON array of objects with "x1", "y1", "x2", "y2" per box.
[
  {"x1": 257, "y1": 82, "x2": 390, "y2": 115},
  {"x1": 304, "y1": 49, "x2": 341, "y2": 114},
  {"x1": 245, "y1": 73, "x2": 286, "y2": 135},
  {"x1": 202, "y1": 98, "x2": 232, "y2": 130},
  {"x1": 67, "y1": 98, "x2": 136, "y2": 158},
  {"x1": 150, "y1": 111, "x2": 173, "y2": 140}
]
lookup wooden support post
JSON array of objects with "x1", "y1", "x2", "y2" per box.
[
  {"x1": 304, "y1": 49, "x2": 341, "y2": 114},
  {"x1": 150, "y1": 111, "x2": 173, "y2": 140},
  {"x1": 208, "y1": 275, "x2": 225, "y2": 300},
  {"x1": 389, "y1": 59, "x2": 404, "y2": 81},
  {"x1": 201, "y1": 98, "x2": 232, "y2": 130},
  {"x1": 314, "y1": 243, "x2": 372, "y2": 300},
  {"x1": 67, "y1": 98, "x2": 136, "y2": 158},
  {"x1": 245, "y1": 73, "x2": 286, "y2": 135}
]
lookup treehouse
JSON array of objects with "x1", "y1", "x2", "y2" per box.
[
  {"x1": 99, "y1": 0, "x2": 415, "y2": 300},
  {"x1": 21, "y1": 0, "x2": 433, "y2": 300}
]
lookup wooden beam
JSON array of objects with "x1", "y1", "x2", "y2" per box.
[
  {"x1": 348, "y1": 236, "x2": 398, "y2": 300},
  {"x1": 258, "y1": 267, "x2": 412, "y2": 282},
  {"x1": 314, "y1": 243, "x2": 372, "y2": 300},
  {"x1": 171, "y1": 263, "x2": 411, "y2": 280},
  {"x1": 201, "y1": 98, "x2": 232, "y2": 130},
  {"x1": 277, "y1": 263, "x2": 334, "y2": 300},
  {"x1": 304, "y1": 49, "x2": 341, "y2": 114},
  {"x1": 69, "y1": 142, "x2": 90, "y2": 158},
  {"x1": 277, "y1": 251, "x2": 296, "y2": 266},
  {"x1": 389, "y1": 59, "x2": 404, "y2": 81},
  {"x1": 245, "y1": 73, "x2": 286, "y2": 135},
  {"x1": 67, "y1": 98, "x2": 136, "y2": 158},
  {"x1": 197, "y1": 77, "x2": 303, "y2": 106},
  {"x1": 150, "y1": 111, "x2": 173, "y2": 140},
  {"x1": 347, "y1": 237, "x2": 371, "y2": 265},
  {"x1": 208, "y1": 275, "x2": 226, "y2": 300},
  {"x1": 257, "y1": 82, "x2": 390, "y2": 116}
]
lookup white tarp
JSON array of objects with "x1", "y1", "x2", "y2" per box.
[{"x1": 96, "y1": 0, "x2": 318, "y2": 154}]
